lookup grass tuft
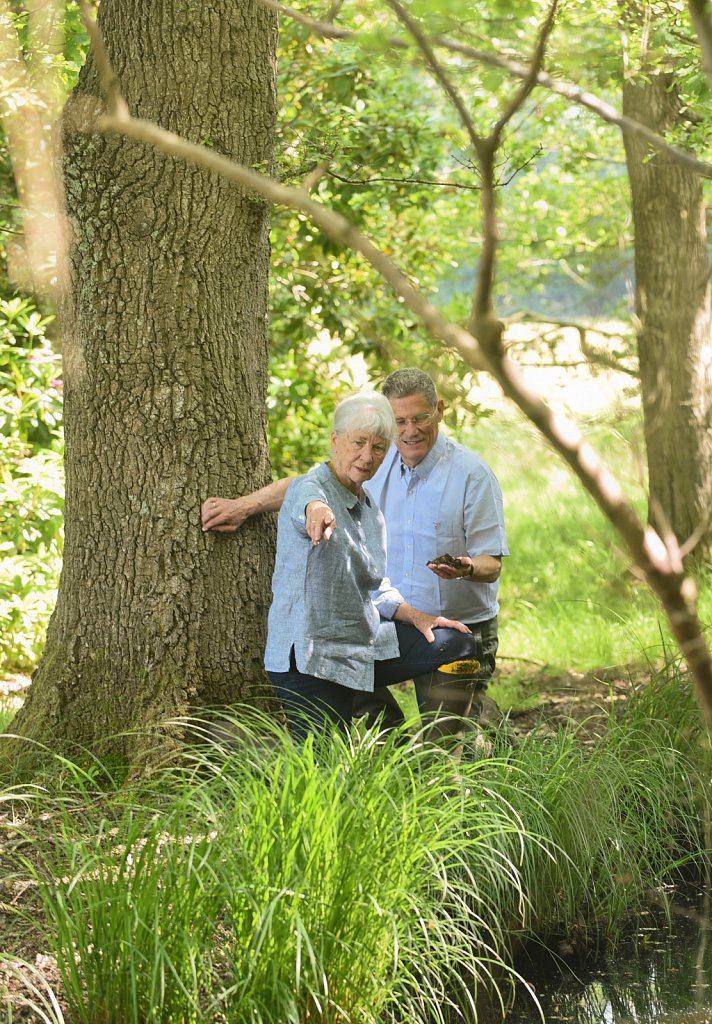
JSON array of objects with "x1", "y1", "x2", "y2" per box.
[{"x1": 2, "y1": 663, "x2": 708, "y2": 1023}]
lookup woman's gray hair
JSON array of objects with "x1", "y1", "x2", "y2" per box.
[{"x1": 333, "y1": 391, "x2": 396, "y2": 442}]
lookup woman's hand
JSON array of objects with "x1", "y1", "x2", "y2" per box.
[
  {"x1": 305, "y1": 501, "x2": 337, "y2": 544},
  {"x1": 394, "y1": 604, "x2": 471, "y2": 643}
]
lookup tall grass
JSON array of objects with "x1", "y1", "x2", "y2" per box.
[
  {"x1": 3, "y1": 662, "x2": 707, "y2": 1024},
  {"x1": 463, "y1": 412, "x2": 712, "y2": 673},
  {"x1": 11, "y1": 719, "x2": 530, "y2": 1024},
  {"x1": 494, "y1": 671, "x2": 704, "y2": 941}
]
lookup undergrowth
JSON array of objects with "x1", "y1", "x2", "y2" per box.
[{"x1": 1, "y1": 665, "x2": 708, "y2": 1024}]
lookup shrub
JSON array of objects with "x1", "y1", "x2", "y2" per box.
[{"x1": 0, "y1": 297, "x2": 63, "y2": 672}]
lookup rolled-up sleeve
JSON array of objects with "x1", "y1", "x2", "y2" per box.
[
  {"x1": 287, "y1": 478, "x2": 329, "y2": 534},
  {"x1": 372, "y1": 576, "x2": 404, "y2": 621}
]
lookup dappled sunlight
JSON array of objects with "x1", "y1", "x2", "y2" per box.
[{"x1": 468, "y1": 321, "x2": 640, "y2": 420}]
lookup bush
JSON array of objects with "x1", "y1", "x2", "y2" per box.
[
  {"x1": 0, "y1": 297, "x2": 63, "y2": 672},
  {"x1": 4, "y1": 670, "x2": 707, "y2": 1024}
]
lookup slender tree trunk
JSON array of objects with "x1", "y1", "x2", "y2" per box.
[
  {"x1": 9, "y1": 0, "x2": 279, "y2": 758},
  {"x1": 622, "y1": 70, "x2": 712, "y2": 560}
]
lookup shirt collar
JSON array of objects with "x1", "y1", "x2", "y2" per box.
[
  {"x1": 320, "y1": 461, "x2": 372, "y2": 509},
  {"x1": 398, "y1": 431, "x2": 447, "y2": 482}
]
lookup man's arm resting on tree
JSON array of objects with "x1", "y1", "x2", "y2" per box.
[{"x1": 201, "y1": 477, "x2": 292, "y2": 532}]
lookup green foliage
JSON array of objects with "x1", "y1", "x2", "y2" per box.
[
  {"x1": 2, "y1": 674, "x2": 707, "y2": 1022},
  {"x1": 267, "y1": 346, "x2": 346, "y2": 476},
  {"x1": 502, "y1": 667, "x2": 704, "y2": 940},
  {"x1": 270, "y1": 26, "x2": 468, "y2": 408},
  {"x1": 10, "y1": 717, "x2": 524, "y2": 1023},
  {"x1": 0, "y1": 298, "x2": 63, "y2": 671},
  {"x1": 460, "y1": 411, "x2": 712, "y2": 673}
]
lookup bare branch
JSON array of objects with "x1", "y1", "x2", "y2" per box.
[
  {"x1": 383, "y1": 0, "x2": 484, "y2": 157},
  {"x1": 326, "y1": 168, "x2": 482, "y2": 191},
  {"x1": 301, "y1": 160, "x2": 330, "y2": 194},
  {"x1": 77, "y1": 0, "x2": 129, "y2": 119},
  {"x1": 513, "y1": 315, "x2": 639, "y2": 378},
  {"x1": 490, "y1": 0, "x2": 559, "y2": 147},
  {"x1": 256, "y1": 0, "x2": 355, "y2": 39},
  {"x1": 323, "y1": 0, "x2": 345, "y2": 22},
  {"x1": 438, "y1": 35, "x2": 712, "y2": 179},
  {"x1": 680, "y1": 509, "x2": 712, "y2": 559},
  {"x1": 256, "y1": 0, "x2": 712, "y2": 179}
]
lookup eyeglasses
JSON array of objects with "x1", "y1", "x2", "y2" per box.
[{"x1": 394, "y1": 413, "x2": 435, "y2": 431}]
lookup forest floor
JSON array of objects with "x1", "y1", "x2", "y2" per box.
[
  {"x1": 0, "y1": 663, "x2": 653, "y2": 1018},
  {"x1": 490, "y1": 661, "x2": 651, "y2": 740}
]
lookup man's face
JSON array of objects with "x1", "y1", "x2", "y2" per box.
[{"x1": 389, "y1": 394, "x2": 444, "y2": 469}]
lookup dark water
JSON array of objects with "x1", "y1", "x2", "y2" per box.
[{"x1": 481, "y1": 887, "x2": 712, "y2": 1024}]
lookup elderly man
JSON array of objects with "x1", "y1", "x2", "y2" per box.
[{"x1": 202, "y1": 369, "x2": 508, "y2": 735}]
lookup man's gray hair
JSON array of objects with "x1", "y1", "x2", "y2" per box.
[
  {"x1": 333, "y1": 391, "x2": 397, "y2": 442},
  {"x1": 381, "y1": 368, "x2": 438, "y2": 407}
]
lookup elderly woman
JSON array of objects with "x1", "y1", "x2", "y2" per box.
[{"x1": 264, "y1": 391, "x2": 479, "y2": 739}]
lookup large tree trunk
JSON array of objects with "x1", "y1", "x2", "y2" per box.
[
  {"x1": 9, "y1": 0, "x2": 278, "y2": 758},
  {"x1": 622, "y1": 70, "x2": 712, "y2": 560}
]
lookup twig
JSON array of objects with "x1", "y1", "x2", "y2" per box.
[
  {"x1": 384, "y1": 0, "x2": 485, "y2": 159},
  {"x1": 326, "y1": 168, "x2": 481, "y2": 191},
  {"x1": 76, "y1": 0, "x2": 129, "y2": 119},
  {"x1": 490, "y1": 0, "x2": 559, "y2": 148},
  {"x1": 514, "y1": 314, "x2": 639, "y2": 378},
  {"x1": 253, "y1": 0, "x2": 712, "y2": 180}
]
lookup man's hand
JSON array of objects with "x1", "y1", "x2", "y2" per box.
[
  {"x1": 202, "y1": 478, "x2": 293, "y2": 534},
  {"x1": 201, "y1": 496, "x2": 252, "y2": 533},
  {"x1": 395, "y1": 603, "x2": 471, "y2": 643},
  {"x1": 427, "y1": 554, "x2": 472, "y2": 580},
  {"x1": 426, "y1": 554, "x2": 502, "y2": 583},
  {"x1": 305, "y1": 501, "x2": 337, "y2": 545}
]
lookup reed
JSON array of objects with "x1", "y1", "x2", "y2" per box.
[{"x1": 2, "y1": 667, "x2": 707, "y2": 1024}]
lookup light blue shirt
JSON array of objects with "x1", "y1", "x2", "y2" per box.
[
  {"x1": 366, "y1": 432, "x2": 508, "y2": 623},
  {"x1": 264, "y1": 462, "x2": 402, "y2": 692}
]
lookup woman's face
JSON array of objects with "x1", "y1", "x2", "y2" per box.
[{"x1": 330, "y1": 430, "x2": 390, "y2": 494}]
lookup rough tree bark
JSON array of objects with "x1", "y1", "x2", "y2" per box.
[
  {"x1": 622, "y1": 69, "x2": 712, "y2": 560},
  {"x1": 9, "y1": 0, "x2": 279, "y2": 758}
]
